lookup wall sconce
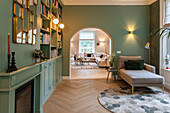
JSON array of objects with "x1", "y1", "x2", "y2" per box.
[
  {"x1": 59, "y1": 23, "x2": 65, "y2": 29},
  {"x1": 128, "y1": 30, "x2": 135, "y2": 38},
  {"x1": 97, "y1": 42, "x2": 100, "y2": 46},
  {"x1": 52, "y1": 19, "x2": 65, "y2": 29},
  {"x1": 129, "y1": 31, "x2": 134, "y2": 34},
  {"x1": 96, "y1": 41, "x2": 105, "y2": 46},
  {"x1": 53, "y1": 19, "x2": 59, "y2": 25}
]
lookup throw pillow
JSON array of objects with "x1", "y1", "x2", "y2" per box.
[
  {"x1": 124, "y1": 60, "x2": 144, "y2": 70},
  {"x1": 87, "y1": 54, "x2": 91, "y2": 57},
  {"x1": 128, "y1": 60, "x2": 144, "y2": 69},
  {"x1": 100, "y1": 54, "x2": 103, "y2": 58}
]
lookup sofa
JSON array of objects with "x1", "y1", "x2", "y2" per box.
[{"x1": 118, "y1": 56, "x2": 165, "y2": 94}]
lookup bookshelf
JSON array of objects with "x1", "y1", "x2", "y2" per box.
[{"x1": 40, "y1": 0, "x2": 63, "y2": 59}]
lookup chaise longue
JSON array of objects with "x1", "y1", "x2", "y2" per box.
[{"x1": 117, "y1": 56, "x2": 165, "y2": 94}]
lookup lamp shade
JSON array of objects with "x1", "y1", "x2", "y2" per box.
[
  {"x1": 59, "y1": 23, "x2": 65, "y2": 29},
  {"x1": 145, "y1": 42, "x2": 150, "y2": 49},
  {"x1": 53, "y1": 19, "x2": 59, "y2": 25}
]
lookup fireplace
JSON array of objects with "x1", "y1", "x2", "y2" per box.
[{"x1": 15, "y1": 80, "x2": 34, "y2": 113}]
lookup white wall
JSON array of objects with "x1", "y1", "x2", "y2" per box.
[{"x1": 71, "y1": 29, "x2": 111, "y2": 57}]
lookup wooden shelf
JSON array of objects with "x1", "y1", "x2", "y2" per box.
[
  {"x1": 41, "y1": 14, "x2": 50, "y2": 21},
  {"x1": 40, "y1": 43, "x2": 50, "y2": 45},
  {"x1": 41, "y1": 0, "x2": 50, "y2": 9},
  {"x1": 51, "y1": 46, "x2": 57, "y2": 48},
  {"x1": 51, "y1": 28, "x2": 57, "y2": 32},
  {"x1": 40, "y1": 28, "x2": 50, "y2": 34}
]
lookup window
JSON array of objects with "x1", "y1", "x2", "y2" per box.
[
  {"x1": 79, "y1": 31, "x2": 95, "y2": 53},
  {"x1": 164, "y1": 0, "x2": 170, "y2": 27},
  {"x1": 160, "y1": 0, "x2": 170, "y2": 69}
]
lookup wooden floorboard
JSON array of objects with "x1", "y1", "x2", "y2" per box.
[
  {"x1": 43, "y1": 78, "x2": 119, "y2": 113},
  {"x1": 43, "y1": 69, "x2": 170, "y2": 113}
]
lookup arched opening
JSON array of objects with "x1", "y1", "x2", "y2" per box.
[{"x1": 69, "y1": 27, "x2": 113, "y2": 79}]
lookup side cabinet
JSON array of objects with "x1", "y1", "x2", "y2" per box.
[{"x1": 40, "y1": 57, "x2": 63, "y2": 105}]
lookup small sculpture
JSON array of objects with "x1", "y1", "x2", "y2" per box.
[{"x1": 10, "y1": 52, "x2": 18, "y2": 71}]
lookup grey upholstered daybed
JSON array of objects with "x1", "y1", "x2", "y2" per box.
[{"x1": 118, "y1": 56, "x2": 165, "y2": 94}]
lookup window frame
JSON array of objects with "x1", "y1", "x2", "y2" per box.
[{"x1": 79, "y1": 31, "x2": 95, "y2": 53}]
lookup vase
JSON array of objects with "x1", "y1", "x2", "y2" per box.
[{"x1": 35, "y1": 58, "x2": 40, "y2": 63}]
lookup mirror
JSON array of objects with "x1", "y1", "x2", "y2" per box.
[
  {"x1": 16, "y1": 17, "x2": 23, "y2": 43},
  {"x1": 13, "y1": 0, "x2": 38, "y2": 45}
]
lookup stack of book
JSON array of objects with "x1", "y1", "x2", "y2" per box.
[
  {"x1": 40, "y1": 33, "x2": 50, "y2": 44},
  {"x1": 52, "y1": 0, "x2": 58, "y2": 7},
  {"x1": 40, "y1": 4, "x2": 50, "y2": 18},
  {"x1": 58, "y1": 4, "x2": 62, "y2": 16},
  {"x1": 51, "y1": 49, "x2": 57, "y2": 58},
  {"x1": 42, "y1": 0, "x2": 50, "y2": 5}
]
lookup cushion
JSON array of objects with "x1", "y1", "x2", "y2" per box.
[
  {"x1": 100, "y1": 54, "x2": 104, "y2": 58},
  {"x1": 125, "y1": 60, "x2": 144, "y2": 70},
  {"x1": 118, "y1": 56, "x2": 142, "y2": 69},
  {"x1": 119, "y1": 68, "x2": 164, "y2": 84},
  {"x1": 128, "y1": 60, "x2": 144, "y2": 69},
  {"x1": 87, "y1": 54, "x2": 91, "y2": 57}
]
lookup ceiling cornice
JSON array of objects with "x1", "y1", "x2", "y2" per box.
[{"x1": 63, "y1": 0, "x2": 158, "y2": 5}]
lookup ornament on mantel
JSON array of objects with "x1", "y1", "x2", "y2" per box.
[
  {"x1": 10, "y1": 52, "x2": 18, "y2": 71},
  {"x1": 6, "y1": 33, "x2": 12, "y2": 73}
]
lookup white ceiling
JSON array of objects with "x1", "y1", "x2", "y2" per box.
[{"x1": 62, "y1": 0, "x2": 157, "y2": 5}]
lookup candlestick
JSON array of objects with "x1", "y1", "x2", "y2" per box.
[
  {"x1": 8, "y1": 33, "x2": 10, "y2": 55},
  {"x1": 6, "y1": 55, "x2": 11, "y2": 73},
  {"x1": 11, "y1": 52, "x2": 18, "y2": 71}
]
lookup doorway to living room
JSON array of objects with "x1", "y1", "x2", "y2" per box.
[{"x1": 69, "y1": 28, "x2": 113, "y2": 79}]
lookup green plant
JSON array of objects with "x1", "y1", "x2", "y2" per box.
[
  {"x1": 150, "y1": 27, "x2": 170, "y2": 69},
  {"x1": 109, "y1": 51, "x2": 116, "y2": 67},
  {"x1": 150, "y1": 27, "x2": 170, "y2": 39}
]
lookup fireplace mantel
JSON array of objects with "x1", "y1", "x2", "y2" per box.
[{"x1": 0, "y1": 56, "x2": 63, "y2": 113}]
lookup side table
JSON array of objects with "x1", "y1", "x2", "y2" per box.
[{"x1": 106, "y1": 67, "x2": 117, "y2": 82}]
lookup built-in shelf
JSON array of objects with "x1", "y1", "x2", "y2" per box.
[
  {"x1": 51, "y1": 28, "x2": 57, "y2": 32},
  {"x1": 52, "y1": 4, "x2": 58, "y2": 13},
  {"x1": 41, "y1": 14, "x2": 50, "y2": 21},
  {"x1": 41, "y1": 0, "x2": 50, "y2": 9},
  {"x1": 51, "y1": 46, "x2": 57, "y2": 48},
  {"x1": 40, "y1": 43, "x2": 50, "y2": 45},
  {"x1": 40, "y1": 28, "x2": 50, "y2": 34}
]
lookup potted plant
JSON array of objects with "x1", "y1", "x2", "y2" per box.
[
  {"x1": 33, "y1": 49, "x2": 47, "y2": 63},
  {"x1": 150, "y1": 27, "x2": 170, "y2": 69},
  {"x1": 109, "y1": 51, "x2": 116, "y2": 69}
]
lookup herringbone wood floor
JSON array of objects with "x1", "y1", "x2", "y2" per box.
[
  {"x1": 43, "y1": 78, "x2": 122, "y2": 113},
  {"x1": 43, "y1": 69, "x2": 170, "y2": 113}
]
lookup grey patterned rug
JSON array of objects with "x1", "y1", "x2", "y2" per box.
[
  {"x1": 71, "y1": 63, "x2": 99, "y2": 70},
  {"x1": 98, "y1": 87, "x2": 170, "y2": 113}
]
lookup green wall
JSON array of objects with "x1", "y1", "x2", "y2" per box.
[
  {"x1": 0, "y1": 0, "x2": 40, "y2": 73},
  {"x1": 63, "y1": 5, "x2": 150, "y2": 76}
]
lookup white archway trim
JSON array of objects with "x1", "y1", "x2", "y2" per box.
[{"x1": 69, "y1": 27, "x2": 113, "y2": 79}]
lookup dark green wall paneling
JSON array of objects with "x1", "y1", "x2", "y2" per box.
[
  {"x1": 0, "y1": 0, "x2": 12, "y2": 72},
  {"x1": 63, "y1": 5, "x2": 150, "y2": 76},
  {"x1": 0, "y1": 0, "x2": 40, "y2": 73},
  {"x1": 150, "y1": 1, "x2": 160, "y2": 74}
]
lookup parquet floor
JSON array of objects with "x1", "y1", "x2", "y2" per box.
[
  {"x1": 43, "y1": 78, "x2": 122, "y2": 113},
  {"x1": 43, "y1": 69, "x2": 170, "y2": 113},
  {"x1": 43, "y1": 68, "x2": 117, "y2": 113}
]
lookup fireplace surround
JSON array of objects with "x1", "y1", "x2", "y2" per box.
[
  {"x1": 15, "y1": 80, "x2": 34, "y2": 113},
  {"x1": 0, "y1": 56, "x2": 62, "y2": 113}
]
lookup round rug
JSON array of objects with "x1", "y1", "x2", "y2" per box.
[{"x1": 98, "y1": 87, "x2": 170, "y2": 113}]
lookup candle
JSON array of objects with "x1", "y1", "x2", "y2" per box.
[{"x1": 8, "y1": 33, "x2": 10, "y2": 55}]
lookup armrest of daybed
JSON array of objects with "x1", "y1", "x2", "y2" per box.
[{"x1": 144, "y1": 63, "x2": 156, "y2": 73}]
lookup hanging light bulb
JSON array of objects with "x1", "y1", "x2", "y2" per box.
[
  {"x1": 53, "y1": 19, "x2": 59, "y2": 25},
  {"x1": 59, "y1": 23, "x2": 65, "y2": 29}
]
